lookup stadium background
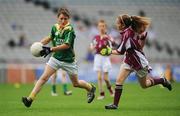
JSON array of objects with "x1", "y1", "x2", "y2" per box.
[{"x1": 0, "y1": 0, "x2": 180, "y2": 84}]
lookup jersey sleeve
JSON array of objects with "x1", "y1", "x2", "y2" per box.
[
  {"x1": 49, "y1": 25, "x2": 55, "y2": 39},
  {"x1": 107, "y1": 35, "x2": 114, "y2": 48},
  {"x1": 138, "y1": 32, "x2": 148, "y2": 49},
  {"x1": 108, "y1": 35, "x2": 114, "y2": 43},
  {"x1": 116, "y1": 39, "x2": 126, "y2": 54},
  {"x1": 91, "y1": 37, "x2": 97, "y2": 46},
  {"x1": 140, "y1": 32, "x2": 147, "y2": 40},
  {"x1": 64, "y1": 28, "x2": 75, "y2": 46},
  {"x1": 116, "y1": 36, "x2": 130, "y2": 55}
]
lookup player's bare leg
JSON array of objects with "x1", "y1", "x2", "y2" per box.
[
  {"x1": 69, "y1": 74, "x2": 96, "y2": 103},
  {"x1": 61, "y1": 70, "x2": 72, "y2": 95},
  {"x1": 97, "y1": 71, "x2": 104, "y2": 100},
  {"x1": 103, "y1": 72, "x2": 114, "y2": 97},
  {"x1": 22, "y1": 65, "x2": 56, "y2": 107},
  {"x1": 105, "y1": 68, "x2": 131, "y2": 109},
  {"x1": 51, "y1": 73, "x2": 58, "y2": 96},
  {"x1": 138, "y1": 74, "x2": 172, "y2": 91}
]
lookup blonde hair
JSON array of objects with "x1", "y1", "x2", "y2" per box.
[
  {"x1": 131, "y1": 15, "x2": 151, "y2": 33},
  {"x1": 98, "y1": 19, "x2": 107, "y2": 26}
]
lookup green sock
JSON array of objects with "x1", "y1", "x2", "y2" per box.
[
  {"x1": 63, "y1": 84, "x2": 67, "y2": 93},
  {"x1": 52, "y1": 84, "x2": 56, "y2": 93}
]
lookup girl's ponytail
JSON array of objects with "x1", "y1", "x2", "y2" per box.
[{"x1": 130, "y1": 16, "x2": 151, "y2": 34}]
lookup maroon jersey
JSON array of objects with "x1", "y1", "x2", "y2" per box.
[
  {"x1": 116, "y1": 27, "x2": 149, "y2": 71},
  {"x1": 92, "y1": 35, "x2": 113, "y2": 54}
]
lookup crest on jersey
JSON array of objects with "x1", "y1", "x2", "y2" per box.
[{"x1": 55, "y1": 32, "x2": 59, "y2": 36}]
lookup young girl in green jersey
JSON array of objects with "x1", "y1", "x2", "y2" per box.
[{"x1": 22, "y1": 8, "x2": 96, "y2": 108}]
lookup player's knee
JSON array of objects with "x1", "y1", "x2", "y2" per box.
[
  {"x1": 42, "y1": 77, "x2": 48, "y2": 82},
  {"x1": 39, "y1": 74, "x2": 49, "y2": 82},
  {"x1": 38, "y1": 78, "x2": 48, "y2": 85},
  {"x1": 139, "y1": 78, "x2": 152, "y2": 89},
  {"x1": 72, "y1": 82, "x2": 79, "y2": 87},
  {"x1": 104, "y1": 78, "x2": 109, "y2": 82},
  {"x1": 141, "y1": 85, "x2": 147, "y2": 89},
  {"x1": 141, "y1": 79, "x2": 152, "y2": 89},
  {"x1": 116, "y1": 78, "x2": 124, "y2": 84},
  {"x1": 98, "y1": 76, "x2": 102, "y2": 81},
  {"x1": 40, "y1": 73, "x2": 49, "y2": 81},
  {"x1": 140, "y1": 83, "x2": 148, "y2": 89}
]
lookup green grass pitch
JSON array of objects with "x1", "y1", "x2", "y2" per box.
[{"x1": 0, "y1": 83, "x2": 179, "y2": 116}]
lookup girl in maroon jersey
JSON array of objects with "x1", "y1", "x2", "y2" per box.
[
  {"x1": 105, "y1": 14, "x2": 172, "y2": 109},
  {"x1": 90, "y1": 19, "x2": 114, "y2": 100}
]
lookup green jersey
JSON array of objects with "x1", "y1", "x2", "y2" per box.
[{"x1": 50, "y1": 23, "x2": 76, "y2": 63}]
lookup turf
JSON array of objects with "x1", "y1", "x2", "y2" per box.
[{"x1": 0, "y1": 83, "x2": 179, "y2": 116}]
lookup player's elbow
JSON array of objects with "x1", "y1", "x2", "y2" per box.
[
  {"x1": 64, "y1": 43, "x2": 70, "y2": 49},
  {"x1": 140, "y1": 83, "x2": 149, "y2": 89},
  {"x1": 113, "y1": 50, "x2": 124, "y2": 55}
]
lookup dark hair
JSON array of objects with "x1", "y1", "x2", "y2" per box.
[
  {"x1": 118, "y1": 14, "x2": 151, "y2": 33},
  {"x1": 57, "y1": 8, "x2": 70, "y2": 18},
  {"x1": 121, "y1": 15, "x2": 132, "y2": 28},
  {"x1": 131, "y1": 15, "x2": 151, "y2": 33}
]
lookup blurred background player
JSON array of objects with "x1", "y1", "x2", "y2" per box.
[
  {"x1": 51, "y1": 69, "x2": 72, "y2": 96},
  {"x1": 22, "y1": 8, "x2": 96, "y2": 108},
  {"x1": 90, "y1": 19, "x2": 114, "y2": 100},
  {"x1": 159, "y1": 64, "x2": 175, "y2": 88},
  {"x1": 104, "y1": 14, "x2": 172, "y2": 109},
  {"x1": 164, "y1": 64, "x2": 175, "y2": 83}
]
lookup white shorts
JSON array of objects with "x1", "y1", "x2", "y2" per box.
[
  {"x1": 120, "y1": 63, "x2": 149, "y2": 78},
  {"x1": 93, "y1": 54, "x2": 112, "y2": 72},
  {"x1": 120, "y1": 63, "x2": 132, "y2": 70},
  {"x1": 47, "y1": 57, "x2": 78, "y2": 76}
]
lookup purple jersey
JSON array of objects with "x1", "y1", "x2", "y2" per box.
[
  {"x1": 92, "y1": 35, "x2": 113, "y2": 54},
  {"x1": 116, "y1": 27, "x2": 149, "y2": 71}
]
